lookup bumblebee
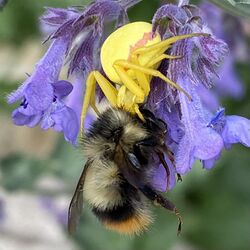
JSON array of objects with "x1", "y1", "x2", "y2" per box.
[
  {"x1": 68, "y1": 21, "x2": 205, "y2": 235},
  {"x1": 68, "y1": 107, "x2": 182, "y2": 235}
]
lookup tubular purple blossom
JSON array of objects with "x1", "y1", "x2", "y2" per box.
[
  {"x1": 203, "y1": 109, "x2": 250, "y2": 169},
  {"x1": 7, "y1": 0, "x2": 250, "y2": 184},
  {"x1": 198, "y1": 1, "x2": 245, "y2": 110},
  {"x1": 147, "y1": 0, "x2": 250, "y2": 174},
  {"x1": 7, "y1": 37, "x2": 79, "y2": 144},
  {"x1": 41, "y1": 0, "x2": 139, "y2": 76},
  {"x1": 8, "y1": 1, "x2": 140, "y2": 144}
]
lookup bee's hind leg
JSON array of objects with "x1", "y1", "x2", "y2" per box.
[{"x1": 139, "y1": 185, "x2": 182, "y2": 235}]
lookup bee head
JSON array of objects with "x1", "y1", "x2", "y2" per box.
[{"x1": 140, "y1": 108, "x2": 167, "y2": 135}]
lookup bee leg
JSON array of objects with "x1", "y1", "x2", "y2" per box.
[
  {"x1": 128, "y1": 138, "x2": 161, "y2": 170},
  {"x1": 177, "y1": 174, "x2": 182, "y2": 182},
  {"x1": 160, "y1": 146, "x2": 182, "y2": 182},
  {"x1": 135, "y1": 137, "x2": 159, "y2": 147},
  {"x1": 140, "y1": 185, "x2": 182, "y2": 235},
  {"x1": 157, "y1": 152, "x2": 171, "y2": 189},
  {"x1": 133, "y1": 138, "x2": 159, "y2": 166}
]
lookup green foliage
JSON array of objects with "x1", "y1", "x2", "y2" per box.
[
  {"x1": 209, "y1": 0, "x2": 250, "y2": 18},
  {"x1": 0, "y1": 0, "x2": 90, "y2": 44},
  {"x1": 0, "y1": 154, "x2": 47, "y2": 191}
]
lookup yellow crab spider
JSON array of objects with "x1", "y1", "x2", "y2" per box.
[{"x1": 80, "y1": 21, "x2": 208, "y2": 133}]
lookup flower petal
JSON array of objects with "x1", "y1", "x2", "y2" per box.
[
  {"x1": 41, "y1": 7, "x2": 79, "y2": 27},
  {"x1": 151, "y1": 164, "x2": 167, "y2": 192},
  {"x1": 12, "y1": 110, "x2": 42, "y2": 127},
  {"x1": 197, "y1": 84, "x2": 220, "y2": 112},
  {"x1": 175, "y1": 78, "x2": 224, "y2": 174},
  {"x1": 51, "y1": 105, "x2": 79, "y2": 145},
  {"x1": 7, "y1": 36, "x2": 68, "y2": 109},
  {"x1": 68, "y1": 32, "x2": 97, "y2": 75},
  {"x1": 216, "y1": 55, "x2": 244, "y2": 98},
  {"x1": 25, "y1": 81, "x2": 54, "y2": 111},
  {"x1": 222, "y1": 116, "x2": 250, "y2": 148},
  {"x1": 66, "y1": 74, "x2": 85, "y2": 124},
  {"x1": 202, "y1": 153, "x2": 221, "y2": 170},
  {"x1": 52, "y1": 80, "x2": 73, "y2": 99}
]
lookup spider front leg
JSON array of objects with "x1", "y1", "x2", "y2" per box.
[
  {"x1": 80, "y1": 71, "x2": 118, "y2": 135},
  {"x1": 134, "y1": 33, "x2": 209, "y2": 55},
  {"x1": 113, "y1": 64, "x2": 146, "y2": 103},
  {"x1": 113, "y1": 62, "x2": 151, "y2": 121},
  {"x1": 113, "y1": 60, "x2": 192, "y2": 101},
  {"x1": 117, "y1": 85, "x2": 145, "y2": 121},
  {"x1": 144, "y1": 54, "x2": 182, "y2": 68}
]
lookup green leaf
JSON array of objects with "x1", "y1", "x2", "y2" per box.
[
  {"x1": 0, "y1": 154, "x2": 46, "y2": 191},
  {"x1": 209, "y1": 0, "x2": 250, "y2": 18}
]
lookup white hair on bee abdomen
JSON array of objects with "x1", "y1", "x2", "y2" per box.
[{"x1": 83, "y1": 159, "x2": 124, "y2": 210}]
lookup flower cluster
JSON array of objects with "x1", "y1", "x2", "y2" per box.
[
  {"x1": 7, "y1": 0, "x2": 250, "y2": 189},
  {"x1": 146, "y1": 1, "x2": 250, "y2": 178},
  {"x1": 7, "y1": 0, "x2": 140, "y2": 144},
  {"x1": 198, "y1": 1, "x2": 247, "y2": 111}
]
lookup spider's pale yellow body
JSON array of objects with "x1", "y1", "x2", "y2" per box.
[
  {"x1": 101, "y1": 22, "x2": 161, "y2": 83},
  {"x1": 80, "y1": 21, "x2": 207, "y2": 133}
]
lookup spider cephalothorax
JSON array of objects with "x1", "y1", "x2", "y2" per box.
[{"x1": 80, "y1": 21, "x2": 207, "y2": 132}]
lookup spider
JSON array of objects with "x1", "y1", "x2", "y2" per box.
[{"x1": 80, "y1": 21, "x2": 207, "y2": 133}]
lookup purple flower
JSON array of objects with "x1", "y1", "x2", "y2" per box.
[
  {"x1": 147, "y1": 1, "x2": 250, "y2": 175},
  {"x1": 198, "y1": 2, "x2": 246, "y2": 110},
  {"x1": 7, "y1": 0, "x2": 250, "y2": 188},
  {"x1": 174, "y1": 79, "x2": 224, "y2": 174},
  {"x1": 203, "y1": 109, "x2": 250, "y2": 169},
  {"x1": 66, "y1": 73, "x2": 94, "y2": 129},
  {"x1": 7, "y1": 37, "x2": 79, "y2": 144},
  {"x1": 41, "y1": 0, "x2": 141, "y2": 76},
  {"x1": 8, "y1": 1, "x2": 140, "y2": 145}
]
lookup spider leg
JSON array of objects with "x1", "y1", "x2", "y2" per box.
[
  {"x1": 134, "y1": 33, "x2": 209, "y2": 55},
  {"x1": 114, "y1": 60, "x2": 192, "y2": 101},
  {"x1": 116, "y1": 85, "x2": 145, "y2": 121},
  {"x1": 131, "y1": 55, "x2": 150, "y2": 96},
  {"x1": 134, "y1": 104, "x2": 145, "y2": 122},
  {"x1": 80, "y1": 71, "x2": 118, "y2": 135},
  {"x1": 113, "y1": 64, "x2": 145, "y2": 103},
  {"x1": 81, "y1": 72, "x2": 96, "y2": 135},
  {"x1": 144, "y1": 54, "x2": 182, "y2": 68},
  {"x1": 90, "y1": 86, "x2": 100, "y2": 116}
]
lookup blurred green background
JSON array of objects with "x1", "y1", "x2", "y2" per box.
[{"x1": 0, "y1": 1, "x2": 250, "y2": 250}]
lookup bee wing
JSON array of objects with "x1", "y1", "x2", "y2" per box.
[
  {"x1": 68, "y1": 160, "x2": 91, "y2": 234},
  {"x1": 115, "y1": 144, "x2": 144, "y2": 188}
]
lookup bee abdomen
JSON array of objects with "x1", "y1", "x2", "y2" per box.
[{"x1": 92, "y1": 200, "x2": 153, "y2": 235}]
